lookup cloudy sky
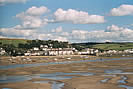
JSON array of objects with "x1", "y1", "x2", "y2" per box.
[{"x1": 1, "y1": 0, "x2": 133, "y2": 42}]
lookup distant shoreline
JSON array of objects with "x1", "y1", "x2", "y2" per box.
[
  {"x1": 0, "y1": 55, "x2": 97, "y2": 66},
  {"x1": 1, "y1": 55, "x2": 133, "y2": 66}
]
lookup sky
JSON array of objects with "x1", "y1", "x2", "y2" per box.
[{"x1": 0, "y1": 0, "x2": 133, "y2": 43}]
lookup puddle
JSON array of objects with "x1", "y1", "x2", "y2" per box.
[
  {"x1": 33, "y1": 80, "x2": 64, "y2": 89},
  {"x1": 33, "y1": 75, "x2": 74, "y2": 80},
  {"x1": 72, "y1": 71, "x2": 87, "y2": 72},
  {"x1": 118, "y1": 76, "x2": 128, "y2": 84},
  {"x1": 119, "y1": 85, "x2": 133, "y2": 89},
  {"x1": 104, "y1": 69, "x2": 133, "y2": 75},
  {"x1": 32, "y1": 72, "x2": 94, "y2": 80},
  {"x1": 52, "y1": 81, "x2": 64, "y2": 89},
  {"x1": 33, "y1": 81, "x2": 49, "y2": 83},
  {"x1": 2, "y1": 88, "x2": 12, "y2": 89},
  {"x1": 104, "y1": 69, "x2": 123, "y2": 74},
  {"x1": 102, "y1": 75, "x2": 116, "y2": 77},
  {"x1": 0, "y1": 75, "x2": 32, "y2": 83},
  {"x1": 100, "y1": 78, "x2": 110, "y2": 83},
  {"x1": 60, "y1": 72, "x2": 94, "y2": 76},
  {"x1": 0, "y1": 57, "x2": 133, "y2": 70}
]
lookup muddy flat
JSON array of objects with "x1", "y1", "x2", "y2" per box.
[{"x1": 0, "y1": 56, "x2": 133, "y2": 89}]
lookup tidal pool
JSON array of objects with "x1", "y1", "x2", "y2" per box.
[
  {"x1": 0, "y1": 72, "x2": 94, "y2": 83},
  {"x1": 118, "y1": 76, "x2": 128, "y2": 84},
  {"x1": 33, "y1": 81, "x2": 64, "y2": 89},
  {"x1": 119, "y1": 85, "x2": 133, "y2": 89},
  {"x1": 0, "y1": 75, "x2": 32, "y2": 83}
]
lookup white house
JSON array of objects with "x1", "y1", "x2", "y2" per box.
[
  {"x1": 79, "y1": 48, "x2": 98, "y2": 55},
  {"x1": 33, "y1": 47, "x2": 39, "y2": 51},
  {"x1": 48, "y1": 48, "x2": 74, "y2": 56},
  {"x1": 0, "y1": 48, "x2": 6, "y2": 55}
]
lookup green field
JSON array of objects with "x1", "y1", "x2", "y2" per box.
[
  {"x1": 0, "y1": 38, "x2": 28, "y2": 47},
  {"x1": 92, "y1": 43, "x2": 133, "y2": 51}
]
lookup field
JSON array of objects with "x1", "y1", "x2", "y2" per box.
[
  {"x1": 0, "y1": 38, "x2": 28, "y2": 47},
  {"x1": 92, "y1": 43, "x2": 133, "y2": 51}
]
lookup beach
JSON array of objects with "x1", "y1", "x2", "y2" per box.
[{"x1": 0, "y1": 56, "x2": 133, "y2": 89}]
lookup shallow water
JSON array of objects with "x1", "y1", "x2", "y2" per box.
[
  {"x1": 0, "y1": 57, "x2": 133, "y2": 70},
  {"x1": 33, "y1": 81, "x2": 64, "y2": 89},
  {"x1": 104, "y1": 69, "x2": 133, "y2": 75},
  {"x1": 119, "y1": 85, "x2": 133, "y2": 89},
  {"x1": 104, "y1": 69, "x2": 123, "y2": 74},
  {"x1": 0, "y1": 72, "x2": 93, "y2": 89},
  {"x1": 100, "y1": 78, "x2": 110, "y2": 83},
  {"x1": 118, "y1": 76, "x2": 128, "y2": 84},
  {"x1": 0, "y1": 72, "x2": 94, "y2": 83},
  {"x1": 33, "y1": 81, "x2": 49, "y2": 83},
  {"x1": 51, "y1": 81, "x2": 64, "y2": 89},
  {"x1": 0, "y1": 75, "x2": 32, "y2": 83}
]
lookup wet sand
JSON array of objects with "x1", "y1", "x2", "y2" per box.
[
  {"x1": 0, "y1": 55, "x2": 97, "y2": 65},
  {"x1": 0, "y1": 56, "x2": 133, "y2": 89}
]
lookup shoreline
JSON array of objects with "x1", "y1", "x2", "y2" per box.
[
  {"x1": 1, "y1": 55, "x2": 133, "y2": 66},
  {"x1": 0, "y1": 55, "x2": 97, "y2": 66}
]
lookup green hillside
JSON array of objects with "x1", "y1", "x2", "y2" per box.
[
  {"x1": 92, "y1": 43, "x2": 133, "y2": 51},
  {"x1": 72, "y1": 42, "x2": 133, "y2": 51},
  {"x1": 0, "y1": 38, "x2": 28, "y2": 47},
  {"x1": 1, "y1": 38, "x2": 133, "y2": 51}
]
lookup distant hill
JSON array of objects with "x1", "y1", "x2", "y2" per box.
[
  {"x1": 0, "y1": 38, "x2": 28, "y2": 47},
  {"x1": 1, "y1": 38, "x2": 133, "y2": 51},
  {"x1": 92, "y1": 42, "x2": 133, "y2": 51},
  {"x1": 72, "y1": 42, "x2": 133, "y2": 51}
]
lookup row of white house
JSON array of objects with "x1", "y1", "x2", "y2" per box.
[
  {"x1": 24, "y1": 48, "x2": 76, "y2": 56},
  {"x1": 23, "y1": 47, "x2": 133, "y2": 56},
  {"x1": 78, "y1": 48, "x2": 99, "y2": 55}
]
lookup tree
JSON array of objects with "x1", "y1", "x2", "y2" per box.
[{"x1": 3, "y1": 44, "x2": 16, "y2": 56}]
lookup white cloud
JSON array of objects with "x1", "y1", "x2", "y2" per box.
[
  {"x1": 52, "y1": 26, "x2": 63, "y2": 33},
  {"x1": 106, "y1": 25, "x2": 123, "y2": 32},
  {"x1": 26, "y1": 6, "x2": 49, "y2": 16},
  {"x1": 52, "y1": 36, "x2": 68, "y2": 42},
  {"x1": 61, "y1": 32, "x2": 69, "y2": 36},
  {"x1": 110, "y1": 4, "x2": 133, "y2": 16},
  {"x1": 70, "y1": 25, "x2": 133, "y2": 42},
  {"x1": 0, "y1": 0, "x2": 27, "y2": 5},
  {"x1": 0, "y1": 27, "x2": 37, "y2": 38},
  {"x1": 37, "y1": 34, "x2": 53, "y2": 40},
  {"x1": 16, "y1": 6, "x2": 49, "y2": 29},
  {"x1": 54, "y1": 8, "x2": 105, "y2": 24},
  {"x1": 0, "y1": 26, "x2": 68, "y2": 42},
  {"x1": 71, "y1": 30, "x2": 89, "y2": 40},
  {"x1": 1, "y1": 24, "x2": 133, "y2": 42}
]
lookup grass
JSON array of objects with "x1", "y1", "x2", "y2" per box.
[
  {"x1": 92, "y1": 43, "x2": 133, "y2": 51},
  {"x1": 0, "y1": 38, "x2": 28, "y2": 47}
]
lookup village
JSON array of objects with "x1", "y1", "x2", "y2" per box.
[{"x1": 1, "y1": 44, "x2": 133, "y2": 57}]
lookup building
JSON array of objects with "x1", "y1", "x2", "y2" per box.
[
  {"x1": 78, "y1": 48, "x2": 99, "y2": 55},
  {"x1": 0, "y1": 48, "x2": 6, "y2": 55},
  {"x1": 24, "y1": 47, "x2": 75, "y2": 56}
]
